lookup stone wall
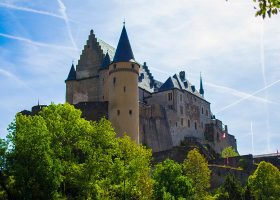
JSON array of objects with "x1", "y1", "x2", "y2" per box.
[{"x1": 140, "y1": 103, "x2": 173, "y2": 152}]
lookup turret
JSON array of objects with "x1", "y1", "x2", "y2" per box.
[
  {"x1": 65, "y1": 63, "x2": 76, "y2": 104},
  {"x1": 199, "y1": 72, "x2": 204, "y2": 98},
  {"x1": 108, "y1": 24, "x2": 140, "y2": 143},
  {"x1": 99, "y1": 52, "x2": 111, "y2": 101}
]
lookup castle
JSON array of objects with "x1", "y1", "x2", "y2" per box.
[{"x1": 64, "y1": 24, "x2": 237, "y2": 154}]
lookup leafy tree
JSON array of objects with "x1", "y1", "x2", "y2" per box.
[
  {"x1": 2, "y1": 103, "x2": 153, "y2": 199},
  {"x1": 223, "y1": 174, "x2": 242, "y2": 200},
  {"x1": 152, "y1": 159, "x2": 194, "y2": 200},
  {"x1": 253, "y1": 0, "x2": 280, "y2": 18},
  {"x1": 248, "y1": 161, "x2": 280, "y2": 199},
  {"x1": 182, "y1": 149, "x2": 211, "y2": 199},
  {"x1": 221, "y1": 146, "x2": 238, "y2": 158},
  {"x1": 243, "y1": 185, "x2": 255, "y2": 200}
]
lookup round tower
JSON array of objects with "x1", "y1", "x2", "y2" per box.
[
  {"x1": 108, "y1": 24, "x2": 139, "y2": 143},
  {"x1": 65, "y1": 63, "x2": 76, "y2": 104}
]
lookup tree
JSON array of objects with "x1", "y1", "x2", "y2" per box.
[
  {"x1": 182, "y1": 149, "x2": 211, "y2": 199},
  {"x1": 223, "y1": 174, "x2": 242, "y2": 200},
  {"x1": 253, "y1": 0, "x2": 280, "y2": 18},
  {"x1": 2, "y1": 103, "x2": 153, "y2": 199},
  {"x1": 221, "y1": 146, "x2": 238, "y2": 158},
  {"x1": 243, "y1": 185, "x2": 255, "y2": 200},
  {"x1": 248, "y1": 161, "x2": 280, "y2": 199},
  {"x1": 152, "y1": 159, "x2": 194, "y2": 200}
]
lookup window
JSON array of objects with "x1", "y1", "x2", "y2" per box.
[
  {"x1": 129, "y1": 110, "x2": 132, "y2": 115},
  {"x1": 117, "y1": 110, "x2": 120, "y2": 115},
  {"x1": 180, "y1": 106, "x2": 183, "y2": 115},
  {"x1": 206, "y1": 110, "x2": 208, "y2": 116},
  {"x1": 181, "y1": 118, "x2": 184, "y2": 126},
  {"x1": 113, "y1": 77, "x2": 116, "y2": 85},
  {"x1": 168, "y1": 105, "x2": 173, "y2": 109},
  {"x1": 131, "y1": 64, "x2": 135, "y2": 69},
  {"x1": 201, "y1": 122, "x2": 203, "y2": 128},
  {"x1": 180, "y1": 94, "x2": 182, "y2": 102},
  {"x1": 195, "y1": 122, "x2": 197, "y2": 130},
  {"x1": 124, "y1": 86, "x2": 126, "y2": 92},
  {"x1": 202, "y1": 107, "x2": 204, "y2": 114},
  {"x1": 114, "y1": 64, "x2": 117, "y2": 69},
  {"x1": 188, "y1": 119, "x2": 190, "y2": 127},
  {"x1": 175, "y1": 122, "x2": 178, "y2": 127},
  {"x1": 168, "y1": 92, "x2": 172, "y2": 101}
]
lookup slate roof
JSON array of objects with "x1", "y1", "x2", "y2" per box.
[
  {"x1": 65, "y1": 64, "x2": 76, "y2": 81},
  {"x1": 100, "y1": 52, "x2": 111, "y2": 69},
  {"x1": 159, "y1": 73, "x2": 203, "y2": 98},
  {"x1": 113, "y1": 25, "x2": 135, "y2": 62}
]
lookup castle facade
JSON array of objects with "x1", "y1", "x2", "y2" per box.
[{"x1": 65, "y1": 25, "x2": 237, "y2": 154}]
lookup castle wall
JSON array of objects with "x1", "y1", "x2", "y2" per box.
[
  {"x1": 146, "y1": 88, "x2": 212, "y2": 146},
  {"x1": 71, "y1": 77, "x2": 100, "y2": 104},
  {"x1": 139, "y1": 103, "x2": 173, "y2": 152}
]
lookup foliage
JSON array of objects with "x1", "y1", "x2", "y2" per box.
[
  {"x1": 248, "y1": 161, "x2": 280, "y2": 199},
  {"x1": 243, "y1": 185, "x2": 255, "y2": 200},
  {"x1": 182, "y1": 149, "x2": 211, "y2": 199},
  {"x1": 221, "y1": 146, "x2": 238, "y2": 158},
  {"x1": 1, "y1": 103, "x2": 153, "y2": 199},
  {"x1": 152, "y1": 159, "x2": 194, "y2": 200},
  {"x1": 253, "y1": 0, "x2": 280, "y2": 18}
]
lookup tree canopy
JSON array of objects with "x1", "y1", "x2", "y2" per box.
[
  {"x1": 253, "y1": 0, "x2": 280, "y2": 18},
  {"x1": 0, "y1": 103, "x2": 153, "y2": 200},
  {"x1": 221, "y1": 146, "x2": 239, "y2": 158},
  {"x1": 152, "y1": 159, "x2": 194, "y2": 200},
  {"x1": 182, "y1": 149, "x2": 211, "y2": 199},
  {"x1": 248, "y1": 161, "x2": 280, "y2": 199}
]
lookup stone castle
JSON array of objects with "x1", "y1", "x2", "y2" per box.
[{"x1": 64, "y1": 24, "x2": 237, "y2": 154}]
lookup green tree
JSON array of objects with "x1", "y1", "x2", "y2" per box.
[
  {"x1": 243, "y1": 185, "x2": 255, "y2": 200},
  {"x1": 253, "y1": 0, "x2": 280, "y2": 18},
  {"x1": 182, "y1": 149, "x2": 211, "y2": 199},
  {"x1": 152, "y1": 159, "x2": 194, "y2": 200},
  {"x1": 221, "y1": 146, "x2": 238, "y2": 158},
  {"x1": 3, "y1": 103, "x2": 153, "y2": 199},
  {"x1": 248, "y1": 161, "x2": 280, "y2": 199}
]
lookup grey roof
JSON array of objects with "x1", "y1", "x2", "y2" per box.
[
  {"x1": 113, "y1": 25, "x2": 135, "y2": 62},
  {"x1": 65, "y1": 64, "x2": 76, "y2": 81},
  {"x1": 159, "y1": 72, "x2": 203, "y2": 98}
]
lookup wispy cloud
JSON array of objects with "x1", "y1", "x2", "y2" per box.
[
  {"x1": 56, "y1": 0, "x2": 78, "y2": 50},
  {"x1": 0, "y1": 33, "x2": 78, "y2": 51},
  {"x1": 0, "y1": 2, "x2": 63, "y2": 19},
  {"x1": 0, "y1": 68, "x2": 28, "y2": 88},
  {"x1": 205, "y1": 81, "x2": 277, "y2": 105},
  {"x1": 216, "y1": 79, "x2": 280, "y2": 114}
]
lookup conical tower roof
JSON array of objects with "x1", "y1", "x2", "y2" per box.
[
  {"x1": 66, "y1": 64, "x2": 76, "y2": 81},
  {"x1": 199, "y1": 73, "x2": 204, "y2": 97},
  {"x1": 100, "y1": 52, "x2": 111, "y2": 69},
  {"x1": 113, "y1": 25, "x2": 135, "y2": 62}
]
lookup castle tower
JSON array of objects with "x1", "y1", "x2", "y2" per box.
[
  {"x1": 99, "y1": 52, "x2": 111, "y2": 101},
  {"x1": 199, "y1": 73, "x2": 204, "y2": 98},
  {"x1": 65, "y1": 63, "x2": 76, "y2": 104},
  {"x1": 108, "y1": 24, "x2": 140, "y2": 143}
]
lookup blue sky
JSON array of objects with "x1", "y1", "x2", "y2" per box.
[{"x1": 0, "y1": 0, "x2": 279, "y2": 155}]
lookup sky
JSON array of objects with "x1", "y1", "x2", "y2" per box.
[{"x1": 0, "y1": 0, "x2": 279, "y2": 155}]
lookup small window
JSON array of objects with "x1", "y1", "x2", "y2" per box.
[
  {"x1": 180, "y1": 94, "x2": 182, "y2": 102},
  {"x1": 113, "y1": 77, "x2": 116, "y2": 85},
  {"x1": 117, "y1": 110, "x2": 120, "y2": 115},
  {"x1": 195, "y1": 122, "x2": 197, "y2": 130},
  {"x1": 175, "y1": 122, "x2": 178, "y2": 127},
  {"x1": 103, "y1": 96, "x2": 104, "y2": 100},
  {"x1": 168, "y1": 92, "x2": 172, "y2": 101},
  {"x1": 181, "y1": 118, "x2": 184, "y2": 126},
  {"x1": 114, "y1": 64, "x2": 117, "y2": 69},
  {"x1": 202, "y1": 107, "x2": 204, "y2": 114},
  {"x1": 168, "y1": 105, "x2": 173, "y2": 109},
  {"x1": 188, "y1": 119, "x2": 190, "y2": 127},
  {"x1": 129, "y1": 110, "x2": 132, "y2": 115},
  {"x1": 124, "y1": 86, "x2": 126, "y2": 92},
  {"x1": 201, "y1": 122, "x2": 203, "y2": 128},
  {"x1": 206, "y1": 110, "x2": 208, "y2": 116},
  {"x1": 131, "y1": 64, "x2": 135, "y2": 69},
  {"x1": 180, "y1": 106, "x2": 183, "y2": 114}
]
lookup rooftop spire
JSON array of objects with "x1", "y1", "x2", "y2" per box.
[
  {"x1": 199, "y1": 72, "x2": 204, "y2": 97},
  {"x1": 113, "y1": 24, "x2": 135, "y2": 62},
  {"x1": 66, "y1": 63, "x2": 76, "y2": 81},
  {"x1": 100, "y1": 52, "x2": 111, "y2": 69}
]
